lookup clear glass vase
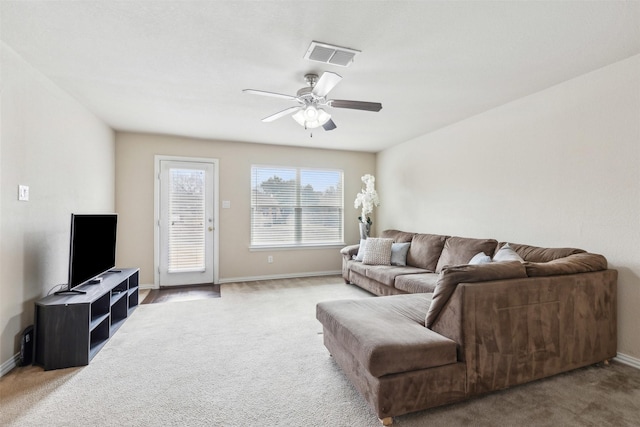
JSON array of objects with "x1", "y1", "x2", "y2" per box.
[{"x1": 359, "y1": 222, "x2": 371, "y2": 240}]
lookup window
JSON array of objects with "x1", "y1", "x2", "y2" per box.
[{"x1": 251, "y1": 166, "x2": 344, "y2": 247}]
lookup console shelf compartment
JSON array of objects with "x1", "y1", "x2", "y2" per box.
[
  {"x1": 90, "y1": 313, "x2": 110, "y2": 331},
  {"x1": 34, "y1": 268, "x2": 140, "y2": 371}
]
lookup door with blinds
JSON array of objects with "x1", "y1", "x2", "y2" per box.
[{"x1": 159, "y1": 160, "x2": 215, "y2": 286}]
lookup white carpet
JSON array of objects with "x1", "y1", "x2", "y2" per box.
[{"x1": 2, "y1": 276, "x2": 640, "y2": 426}]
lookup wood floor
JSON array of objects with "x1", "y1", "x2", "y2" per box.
[{"x1": 141, "y1": 283, "x2": 221, "y2": 304}]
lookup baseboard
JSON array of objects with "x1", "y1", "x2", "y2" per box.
[
  {"x1": 614, "y1": 352, "x2": 640, "y2": 370},
  {"x1": 143, "y1": 271, "x2": 341, "y2": 288},
  {"x1": 218, "y1": 270, "x2": 341, "y2": 284},
  {"x1": 0, "y1": 353, "x2": 20, "y2": 377}
]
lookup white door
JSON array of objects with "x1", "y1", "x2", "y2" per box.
[{"x1": 158, "y1": 160, "x2": 215, "y2": 286}]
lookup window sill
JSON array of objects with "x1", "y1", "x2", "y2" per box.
[{"x1": 249, "y1": 243, "x2": 346, "y2": 251}]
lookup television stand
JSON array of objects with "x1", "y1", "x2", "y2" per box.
[{"x1": 34, "y1": 268, "x2": 139, "y2": 370}]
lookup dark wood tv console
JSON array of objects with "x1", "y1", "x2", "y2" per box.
[{"x1": 34, "y1": 268, "x2": 139, "y2": 370}]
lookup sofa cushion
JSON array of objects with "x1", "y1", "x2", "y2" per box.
[
  {"x1": 406, "y1": 233, "x2": 449, "y2": 271},
  {"x1": 365, "y1": 265, "x2": 428, "y2": 287},
  {"x1": 380, "y1": 229, "x2": 416, "y2": 243},
  {"x1": 435, "y1": 236, "x2": 498, "y2": 273},
  {"x1": 426, "y1": 261, "x2": 527, "y2": 328},
  {"x1": 394, "y1": 273, "x2": 439, "y2": 293},
  {"x1": 525, "y1": 252, "x2": 608, "y2": 277},
  {"x1": 363, "y1": 238, "x2": 394, "y2": 265},
  {"x1": 497, "y1": 242, "x2": 585, "y2": 262},
  {"x1": 391, "y1": 242, "x2": 411, "y2": 266},
  {"x1": 316, "y1": 294, "x2": 458, "y2": 377},
  {"x1": 348, "y1": 260, "x2": 369, "y2": 276}
]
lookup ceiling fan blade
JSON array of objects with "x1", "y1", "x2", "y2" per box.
[
  {"x1": 330, "y1": 99, "x2": 382, "y2": 112},
  {"x1": 262, "y1": 106, "x2": 301, "y2": 122},
  {"x1": 243, "y1": 89, "x2": 298, "y2": 101},
  {"x1": 312, "y1": 72, "x2": 342, "y2": 97},
  {"x1": 322, "y1": 119, "x2": 337, "y2": 131}
]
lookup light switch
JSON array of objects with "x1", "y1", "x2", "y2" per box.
[
  {"x1": 18, "y1": 185, "x2": 29, "y2": 201},
  {"x1": 222, "y1": 200, "x2": 231, "y2": 209}
]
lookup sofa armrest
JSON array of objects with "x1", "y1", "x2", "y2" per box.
[
  {"x1": 425, "y1": 261, "x2": 527, "y2": 328},
  {"x1": 524, "y1": 252, "x2": 607, "y2": 276},
  {"x1": 340, "y1": 244, "x2": 360, "y2": 282},
  {"x1": 340, "y1": 244, "x2": 360, "y2": 260},
  {"x1": 432, "y1": 270, "x2": 617, "y2": 395}
]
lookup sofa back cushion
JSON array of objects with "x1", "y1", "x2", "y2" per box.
[
  {"x1": 380, "y1": 229, "x2": 415, "y2": 243},
  {"x1": 496, "y1": 242, "x2": 585, "y2": 262},
  {"x1": 406, "y1": 233, "x2": 449, "y2": 271},
  {"x1": 435, "y1": 236, "x2": 498, "y2": 273},
  {"x1": 425, "y1": 261, "x2": 528, "y2": 328}
]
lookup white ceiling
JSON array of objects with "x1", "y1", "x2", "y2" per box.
[{"x1": 2, "y1": 1, "x2": 639, "y2": 153}]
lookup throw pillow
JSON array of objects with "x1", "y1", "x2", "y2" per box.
[
  {"x1": 353, "y1": 239, "x2": 368, "y2": 261},
  {"x1": 362, "y1": 238, "x2": 394, "y2": 266},
  {"x1": 469, "y1": 252, "x2": 492, "y2": 265},
  {"x1": 390, "y1": 242, "x2": 411, "y2": 266},
  {"x1": 493, "y1": 243, "x2": 524, "y2": 263}
]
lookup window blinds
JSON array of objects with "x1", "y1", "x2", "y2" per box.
[
  {"x1": 251, "y1": 166, "x2": 343, "y2": 246},
  {"x1": 168, "y1": 168, "x2": 206, "y2": 272}
]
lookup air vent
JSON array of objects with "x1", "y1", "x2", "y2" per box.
[{"x1": 304, "y1": 41, "x2": 360, "y2": 67}]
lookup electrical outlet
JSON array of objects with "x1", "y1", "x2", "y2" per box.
[
  {"x1": 18, "y1": 185, "x2": 29, "y2": 201},
  {"x1": 267, "y1": 255, "x2": 273, "y2": 263}
]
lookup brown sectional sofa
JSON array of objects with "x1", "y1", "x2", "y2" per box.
[{"x1": 317, "y1": 230, "x2": 617, "y2": 425}]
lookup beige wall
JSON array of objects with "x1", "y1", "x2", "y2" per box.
[
  {"x1": 377, "y1": 55, "x2": 640, "y2": 360},
  {"x1": 0, "y1": 44, "x2": 115, "y2": 368},
  {"x1": 115, "y1": 132, "x2": 376, "y2": 285}
]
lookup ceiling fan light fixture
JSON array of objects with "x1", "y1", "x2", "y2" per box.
[
  {"x1": 317, "y1": 108, "x2": 331, "y2": 125},
  {"x1": 292, "y1": 106, "x2": 331, "y2": 129},
  {"x1": 292, "y1": 110, "x2": 306, "y2": 126},
  {"x1": 304, "y1": 105, "x2": 318, "y2": 120}
]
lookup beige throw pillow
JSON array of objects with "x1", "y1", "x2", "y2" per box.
[{"x1": 362, "y1": 238, "x2": 394, "y2": 266}]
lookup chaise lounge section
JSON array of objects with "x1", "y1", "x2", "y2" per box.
[{"x1": 318, "y1": 230, "x2": 617, "y2": 425}]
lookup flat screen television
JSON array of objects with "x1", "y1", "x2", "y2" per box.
[{"x1": 57, "y1": 214, "x2": 118, "y2": 295}]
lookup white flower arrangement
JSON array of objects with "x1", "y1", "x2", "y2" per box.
[{"x1": 354, "y1": 174, "x2": 380, "y2": 225}]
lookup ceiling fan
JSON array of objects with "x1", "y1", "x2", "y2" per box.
[{"x1": 243, "y1": 71, "x2": 382, "y2": 131}]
